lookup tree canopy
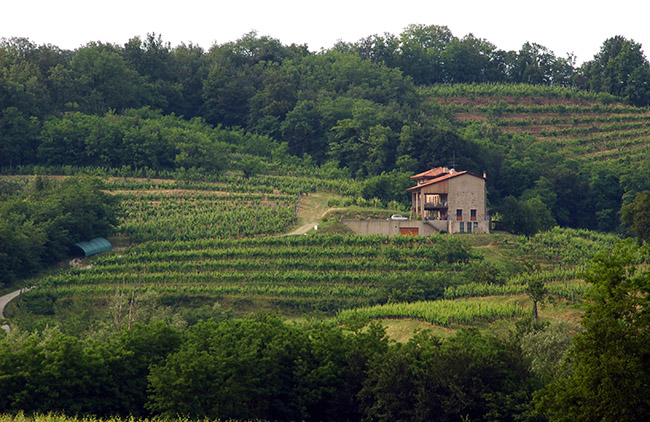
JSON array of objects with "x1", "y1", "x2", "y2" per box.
[
  {"x1": 621, "y1": 190, "x2": 650, "y2": 244},
  {"x1": 0, "y1": 176, "x2": 119, "y2": 285},
  {"x1": 537, "y1": 241, "x2": 650, "y2": 421},
  {"x1": 0, "y1": 315, "x2": 539, "y2": 421}
]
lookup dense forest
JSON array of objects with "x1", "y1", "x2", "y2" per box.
[{"x1": 3, "y1": 27, "x2": 650, "y2": 235}]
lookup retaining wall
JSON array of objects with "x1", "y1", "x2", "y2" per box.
[{"x1": 341, "y1": 219, "x2": 440, "y2": 236}]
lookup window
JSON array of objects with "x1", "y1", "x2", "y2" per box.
[
  {"x1": 467, "y1": 221, "x2": 472, "y2": 233},
  {"x1": 459, "y1": 222, "x2": 464, "y2": 233},
  {"x1": 471, "y1": 209, "x2": 477, "y2": 221},
  {"x1": 473, "y1": 222, "x2": 479, "y2": 231},
  {"x1": 456, "y1": 209, "x2": 463, "y2": 221}
]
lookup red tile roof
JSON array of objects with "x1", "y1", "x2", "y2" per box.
[
  {"x1": 410, "y1": 167, "x2": 449, "y2": 180},
  {"x1": 406, "y1": 170, "x2": 470, "y2": 192}
]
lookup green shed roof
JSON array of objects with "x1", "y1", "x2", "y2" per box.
[{"x1": 73, "y1": 237, "x2": 112, "y2": 257}]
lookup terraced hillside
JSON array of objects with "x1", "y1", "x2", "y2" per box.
[
  {"x1": 9, "y1": 173, "x2": 620, "y2": 335},
  {"x1": 111, "y1": 175, "x2": 360, "y2": 242},
  {"x1": 425, "y1": 84, "x2": 650, "y2": 165}
]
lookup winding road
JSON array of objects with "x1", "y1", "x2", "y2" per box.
[{"x1": 0, "y1": 288, "x2": 29, "y2": 333}]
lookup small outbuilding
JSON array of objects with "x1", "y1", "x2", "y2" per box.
[{"x1": 72, "y1": 237, "x2": 112, "y2": 257}]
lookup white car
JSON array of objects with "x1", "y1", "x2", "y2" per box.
[{"x1": 389, "y1": 214, "x2": 409, "y2": 221}]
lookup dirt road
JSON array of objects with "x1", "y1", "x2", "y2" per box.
[
  {"x1": 1, "y1": 288, "x2": 29, "y2": 333},
  {"x1": 285, "y1": 192, "x2": 343, "y2": 235}
]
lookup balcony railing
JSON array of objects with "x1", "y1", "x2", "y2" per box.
[{"x1": 424, "y1": 201, "x2": 448, "y2": 210}]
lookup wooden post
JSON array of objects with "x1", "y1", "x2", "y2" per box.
[{"x1": 419, "y1": 191, "x2": 424, "y2": 220}]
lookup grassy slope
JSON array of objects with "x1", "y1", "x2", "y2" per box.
[{"x1": 285, "y1": 192, "x2": 346, "y2": 235}]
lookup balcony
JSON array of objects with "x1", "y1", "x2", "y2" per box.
[{"x1": 424, "y1": 201, "x2": 448, "y2": 210}]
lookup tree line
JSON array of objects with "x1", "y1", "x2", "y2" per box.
[
  {"x1": 0, "y1": 315, "x2": 545, "y2": 421},
  {"x1": 3, "y1": 28, "x2": 650, "y2": 168}
]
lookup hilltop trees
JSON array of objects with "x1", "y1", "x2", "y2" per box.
[
  {"x1": 576, "y1": 35, "x2": 650, "y2": 106},
  {"x1": 511, "y1": 42, "x2": 576, "y2": 86},
  {"x1": 397, "y1": 24, "x2": 455, "y2": 84},
  {"x1": 442, "y1": 34, "x2": 503, "y2": 83},
  {"x1": 71, "y1": 42, "x2": 139, "y2": 114},
  {"x1": 2, "y1": 30, "x2": 650, "y2": 177},
  {"x1": 2, "y1": 30, "x2": 650, "y2": 134},
  {"x1": 349, "y1": 25, "x2": 576, "y2": 86}
]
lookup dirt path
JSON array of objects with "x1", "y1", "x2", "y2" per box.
[
  {"x1": 285, "y1": 193, "x2": 344, "y2": 235},
  {"x1": 286, "y1": 206, "x2": 343, "y2": 235}
]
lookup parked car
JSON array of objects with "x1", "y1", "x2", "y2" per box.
[{"x1": 389, "y1": 214, "x2": 409, "y2": 221}]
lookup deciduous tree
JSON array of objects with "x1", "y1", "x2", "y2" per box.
[
  {"x1": 537, "y1": 241, "x2": 650, "y2": 421},
  {"x1": 621, "y1": 190, "x2": 650, "y2": 244}
]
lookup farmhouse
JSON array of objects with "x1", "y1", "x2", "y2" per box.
[{"x1": 407, "y1": 167, "x2": 489, "y2": 234}]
